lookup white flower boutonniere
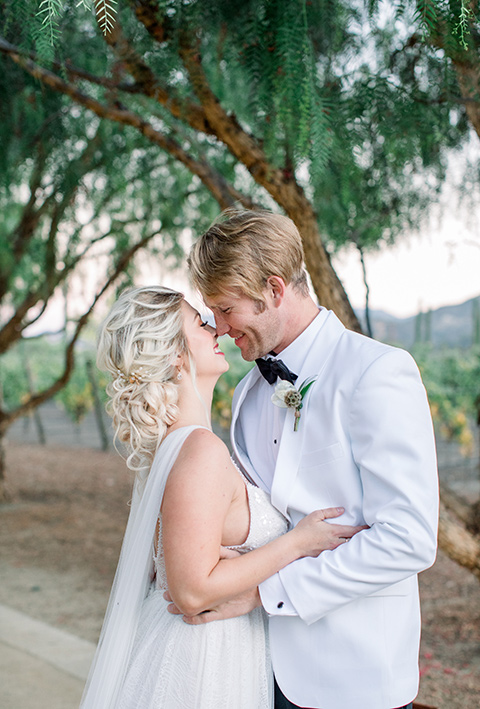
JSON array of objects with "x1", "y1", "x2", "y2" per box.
[{"x1": 271, "y1": 376, "x2": 317, "y2": 431}]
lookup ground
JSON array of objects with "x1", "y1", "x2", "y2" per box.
[{"x1": 1, "y1": 441, "x2": 479, "y2": 708}]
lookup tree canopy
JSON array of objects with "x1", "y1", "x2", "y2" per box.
[{"x1": 1, "y1": 0, "x2": 472, "y2": 330}]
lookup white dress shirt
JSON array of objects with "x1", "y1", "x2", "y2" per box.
[{"x1": 237, "y1": 308, "x2": 328, "y2": 493}]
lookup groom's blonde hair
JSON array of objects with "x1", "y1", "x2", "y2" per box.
[{"x1": 188, "y1": 209, "x2": 308, "y2": 307}]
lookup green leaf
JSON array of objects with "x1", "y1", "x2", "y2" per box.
[
  {"x1": 299, "y1": 376, "x2": 317, "y2": 398},
  {"x1": 93, "y1": 0, "x2": 117, "y2": 35}
]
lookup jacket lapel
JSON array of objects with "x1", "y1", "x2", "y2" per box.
[
  {"x1": 270, "y1": 311, "x2": 346, "y2": 516},
  {"x1": 230, "y1": 365, "x2": 263, "y2": 485}
]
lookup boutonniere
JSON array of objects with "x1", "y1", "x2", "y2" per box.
[{"x1": 271, "y1": 376, "x2": 317, "y2": 431}]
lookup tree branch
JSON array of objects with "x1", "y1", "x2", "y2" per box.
[
  {"x1": 1, "y1": 224, "x2": 105, "y2": 353},
  {"x1": 0, "y1": 292, "x2": 39, "y2": 355},
  {"x1": 99, "y1": 18, "x2": 215, "y2": 135},
  {"x1": 355, "y1": 244, "x2": 373, "y2": 339},
  {"x1": 0, "y1": 232, "x2": 156, "y2": 430},
  {"x1": 21, "y1": 299, "x2": 50, "y2": 331},
  {"x1": 0, "y1": 36, "x2": 252, "y2": 211},
  {"x1": 0, "y1": 25, "x2": 216, "y2": 137}
]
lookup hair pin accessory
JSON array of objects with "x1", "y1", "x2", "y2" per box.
[{"x1": 115, "y1": 367, "x2": 146, "y2": 385}]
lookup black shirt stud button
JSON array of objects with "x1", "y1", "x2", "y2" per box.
[{"x1": 277, "y1": 601, "x2": 284, "y2": 609}]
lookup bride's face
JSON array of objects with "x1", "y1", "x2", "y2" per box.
[{"x1": 181, "y1": 301, "x2": 229, "y2": 379}]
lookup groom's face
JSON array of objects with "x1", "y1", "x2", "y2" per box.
[{"x1": 205, "y1": 292, "x2": 281, "y2": 362}]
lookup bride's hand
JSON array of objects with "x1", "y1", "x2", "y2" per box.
[{"x1": 291, "y1": 507, "x2": 368, "y2": 557}]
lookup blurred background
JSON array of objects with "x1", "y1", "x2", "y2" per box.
[{"x1": 1, "y1": 1, "x2": 480, "y2": 707}]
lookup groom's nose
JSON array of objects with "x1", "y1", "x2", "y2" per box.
[{"x1": 213, "y1": 312, "x2": 230, "y2": 336}]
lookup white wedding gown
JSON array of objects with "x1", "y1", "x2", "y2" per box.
[{"x1": 112, "y1": 428, "x2": 288, "y2": 709}]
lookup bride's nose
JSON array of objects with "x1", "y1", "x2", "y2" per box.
[{"x1": 205, "y1": 323, "x2": 217, "y2": 337}]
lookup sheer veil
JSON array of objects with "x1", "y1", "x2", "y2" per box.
[{"x1": 80, "y1": 425, "x2": 204, "y2": 709}]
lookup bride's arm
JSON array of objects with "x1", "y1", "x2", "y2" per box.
[{"x1": 162, "y1": 429, "x2": 363, "y2": 617}]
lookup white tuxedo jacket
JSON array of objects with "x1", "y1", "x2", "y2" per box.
[{"x1": 231, "y1": 310, "x2": 439, "y2": 709}]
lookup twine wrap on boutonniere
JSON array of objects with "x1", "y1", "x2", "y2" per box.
[{"x1": 271, "y1": 376, "x2": 317, "y2": 431}]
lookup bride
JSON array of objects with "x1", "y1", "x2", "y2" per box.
[{"x1": 80, "y1": 286, "x2": 364, "y2": 709}]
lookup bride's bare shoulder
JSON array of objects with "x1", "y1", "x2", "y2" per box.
[
  {"x1": 182, "y1": 426, "x2": 228, "y2": 454},
  {"x1": 169, "y1": 427, "x2": 233, "y2": 483}
]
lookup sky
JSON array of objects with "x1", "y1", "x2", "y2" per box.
[
  {"x1": 331, "y1": 140, "x2": 480, "y2": 318},
  {"x1": 332, "y1": 215, "x2": 480, "y2": 318}
]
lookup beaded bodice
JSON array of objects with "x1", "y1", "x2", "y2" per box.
[{"x1": 227, "y1": 477, "x2": 288, "y2": 553}]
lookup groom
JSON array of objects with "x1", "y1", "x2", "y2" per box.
[{"x1": 186, "y1": 209, "x2": 439, "y2": 709}]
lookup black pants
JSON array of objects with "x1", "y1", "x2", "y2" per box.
[{"x1": 274, "y1": 679, "x2": 414, "y2": 709}]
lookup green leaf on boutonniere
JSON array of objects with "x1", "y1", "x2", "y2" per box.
[
  {"x1": 271, "y1": 376, "x2": 317, "y2": 431},
  {"x1": 299, "y1": 376, "x2": 316, "y2": 398}
]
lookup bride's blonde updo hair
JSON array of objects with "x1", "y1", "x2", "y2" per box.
[{"x1": 97, "y1": 286, "x2": 187, "y2": 472}]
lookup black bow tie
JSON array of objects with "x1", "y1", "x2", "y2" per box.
[{"x1": 255, "y1": 357, "x2": 298, "y2": 385}]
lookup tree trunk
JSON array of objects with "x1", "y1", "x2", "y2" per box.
[
  {"x1": 438, "y1": 482, "x2": 480, "y2": 580},
  {"x1": 86, "y1": 359, "x2": 110, "y2": 451},
  {"x1": 438, "y1": 499, "x2": 480, "y2": 580},
  {"x1": 454, "y1": 62, "x2": 480, "y2": 139},
  {"x1": 0, "y1": 383, "x2": 8, "y2": 501},
  {"x1": 0, "y1": 427, "x2": 9, "y2": 503},
  {"x1": 357, "y1": 244, "x2": 373, "y2": 338},
  {"x1": 22, "y1": 346, "x2": 47, "y2": 445},
  {"x1": 283, "y1": 198, "x2": 362, "y2": 333}
]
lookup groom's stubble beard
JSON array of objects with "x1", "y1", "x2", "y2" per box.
[{"x1": 235, "y1": 311, "x2": 282, "y2": 362}]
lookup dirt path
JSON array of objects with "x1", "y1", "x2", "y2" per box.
[{"x1": 1, "y1": 441, "x2": 479, "y2": 708}]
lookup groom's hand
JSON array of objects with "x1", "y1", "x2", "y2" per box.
[{"x1": 163, "y1": 587, "x2": 262, "y2": 624}]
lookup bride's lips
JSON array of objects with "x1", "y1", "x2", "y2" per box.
[{"x1": 214, "y1": 343, "x2": 225, "y2": 356}]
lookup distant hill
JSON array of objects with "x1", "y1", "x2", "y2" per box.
[{"x1": 355, "y1": 294, "x2": 480, "y2": 349}]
